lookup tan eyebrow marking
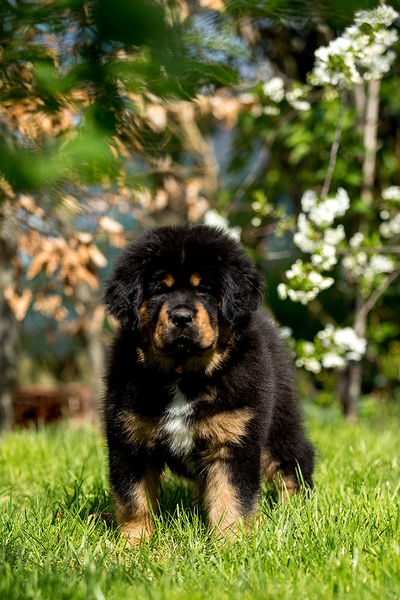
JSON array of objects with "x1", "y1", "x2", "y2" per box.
[
  {"x1": 190, "y1": 273, "x2": 202, "y2": 287},
  {"x1": 162, "y1": 273, "x2": 175, "y2": 287}
]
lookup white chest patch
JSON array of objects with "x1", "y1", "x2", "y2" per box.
[{"x1": 162, "y1": 384, "x2": 195, "y2": 457}]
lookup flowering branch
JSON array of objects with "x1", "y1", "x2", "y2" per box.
[{"x1": 275, "y1": 5, "x2": 400, "y2": 389}]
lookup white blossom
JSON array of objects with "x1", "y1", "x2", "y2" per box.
[
  {"x1": 333, "y1": 327, "x2": 367, "y2": 355},
  {"x1": 321, "y1": 242, "x2": 337, "y2": 267},
  {"x1": 342, "y1": 255, "x2": 356, "y2": 270},
  {"x1": 322, "y1": 353, "x2": 346, "y2": 369},
  {"x1": 309, "y1": 6, "x2": 399, "y2": 87},
  {"x1": 308, "y1": 271, "x2": 324, "y2": 285},
  {"x1": 263, "y1": 106, "x2": 280, "y2": 116},
  {"x1": 349, "y1": 232, "x2": 364, "y2": 248},
  {"x1": 342, "y1": 250, "x2": 396, "y2": 283},
  {"x1": 379, "y1": 211, "x2": 400, "y2": 237},
  {"x1": 303, "y1": 188, "x2": 350, "y2": 227},
  {"x1": 279, "y1": 326, "x2": 293, "y2": 339},
  {"x1": 282, "y1": 260, "x2": 334, "y2": 304},
  {"x1": 323, "y1": 225, "x2": 345, "y2": 246},
  {"x1": 293, "y1": 231, "x2": 314, "y2": 253},
  {"x1": 290, "y1": 100, "x2": 311, "y2": 111},
  {"x1": 317, "y1": 323, "x2": 335, "y2": 338},
  {"x1": 369, "y1": 254, "x2": 396, "y2": 274},
  {"x1": 294, "y1": 213, "x2": 317, "y2": 253},
  {"x1": 346, "y1": 351, "x2": 363, "y2": 361},
  {"x1": 382, "y1": 186, "x2": 400, "y2": 201},
  {"x1": 277, "y1": 283, "x2": 287, "y2": 300},
  {"x1": 320, "y1": 276, "x2": 335, "y2": 289},
  {"x1": 379, "y1": 222, "x2": 392, "y2": 238},
  {"x1": 301, "y1": 189, "x2": 318, "y2": 212},
  {"x1": 283, "y1": 321, "x2": 366, "y2": 373},
  {"x1": 262, "y1": 77, "x2": 285, "y2": 103},
  {"x1": 375, "y1": 29, "x2": 399, "y2": 46},
  {"x1": 303, "y1": 341, "x2": 315, "y2": 355},
  {"x1": 304, "y1": 357, "x2": 322, "y2": 374},
  {"x1": 286, "y1": 87, "x2": 311, "y2": 111},
  {"x1": 356, "y1": 252, "x2": 368, "y2": 266},
  {"x1": 354, "y1": 5, "x2": 398, "y2": 28}
]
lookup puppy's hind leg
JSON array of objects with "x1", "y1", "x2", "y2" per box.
[{"x1": 261, "y1": 437, "x2": 315, "y2": 502}]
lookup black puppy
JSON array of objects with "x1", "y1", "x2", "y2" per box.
[{"x1": 103, "y1": 224, "x2": 315, "y2": 544}]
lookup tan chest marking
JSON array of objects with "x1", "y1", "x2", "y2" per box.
[
  {"x1": 196, "y1": 408, "x2": 253, "y2": 445},
  {"x1": 121, "y1": 411, "x2": 161, "y2": 450},
  {"x1": 122, "y1": 393, "x2": 252, "y2": 459}
]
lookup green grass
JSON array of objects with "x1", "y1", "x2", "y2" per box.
[{"x1": 1, "y1": 407, "x2": 400, "y2": 600}]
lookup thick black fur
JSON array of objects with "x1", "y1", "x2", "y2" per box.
[{"x1": 103, "y1": 224, "x2": 315, "y2": 543}]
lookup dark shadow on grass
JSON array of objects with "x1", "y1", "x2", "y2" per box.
[{"x1": 157, "y1": 471, "x2": 207, "y2": 528}]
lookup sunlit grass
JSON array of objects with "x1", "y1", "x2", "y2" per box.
[{"x1": 1, "y1": 408, "x2": 400, "y2": 600}]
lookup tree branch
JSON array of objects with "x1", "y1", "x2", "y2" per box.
[
  {"x1": 224, "y1": 107, "x2": 300, "y2": 217},
  {"x1": 353, "y1": 264, "x2": 400, "y2": 336},
  {"x1": 320, "y1": 91, "x2": 348, "y2": 199}
]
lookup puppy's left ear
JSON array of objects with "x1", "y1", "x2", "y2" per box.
[
  {"x1": 220, "y1": 257, "x2": 264, "y2": 328},
  {"x1": 103, "y1": 249, "x2": 143, "y2": 330}
]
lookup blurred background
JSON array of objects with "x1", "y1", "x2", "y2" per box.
[{"x1": 1, "y1": 0, "x2": 399, "y2": 431}]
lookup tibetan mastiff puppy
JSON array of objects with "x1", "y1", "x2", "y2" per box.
[{"x1": 103, "y1": 224, "x2": 315, "y2": 544}]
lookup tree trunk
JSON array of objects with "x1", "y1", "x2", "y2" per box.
[
  {"x1": 339, "y1": 362, "x2": 362, "y2": 424},
  {"x1": 75, "y1": 283, "x2": 105, "y2": 419},
  {"x1": 82, "y1": 325, "x2": 105, "y2": 420},
  {"x1": 340, "y1": 79, "x2": 381, "y2": 421},
  {"x1": 0, "y1": 199, "x2": 19, "y2": 431}
]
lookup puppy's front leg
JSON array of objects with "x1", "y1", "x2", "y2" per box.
[
  {"x1": 109, "y1": 443, "x2": 161, "y2": 545},
  {"x1": 202, "y1": 451, "x2": 260, "y2": 539}
]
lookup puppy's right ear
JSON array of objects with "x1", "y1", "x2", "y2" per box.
[{"x1": 103, "y1": 251, "x2": 143, "y2": 330}]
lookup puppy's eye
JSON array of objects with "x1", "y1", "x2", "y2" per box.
[{"x1": 157, "y1": 283, "x2": 172, "y2": 294}]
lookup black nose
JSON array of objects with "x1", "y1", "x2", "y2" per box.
[{"x1": 171, "y1": 310, "x2": 193, "y2": 328}]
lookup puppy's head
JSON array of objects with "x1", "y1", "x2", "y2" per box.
[
  {"x1": 104, "y1": 224, "x2": 264, "y2": 371},
  {"x1": 139, "y1": 270, "x2": 220, "y2": 362}
]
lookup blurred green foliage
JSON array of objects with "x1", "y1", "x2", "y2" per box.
[
  {"x1": 1, "y1": 0, "x2": 399, "y2": 411},
  {"x1": 0, "y1": 0, "x2": 237, "y2": 193}
]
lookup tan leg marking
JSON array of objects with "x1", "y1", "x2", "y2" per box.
[
  {"x1": 261, "y1": 452, "x2": 299, "y2": 502},
  {"x1": 203, "y1": 460, "x2": 245, "y2": 537},
  {"x1": 114, "y1": 466, "x2": 160, "y2": 546},
  {"x1": 276, "y1": 476, "x2": 298, "y2": 502}
]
